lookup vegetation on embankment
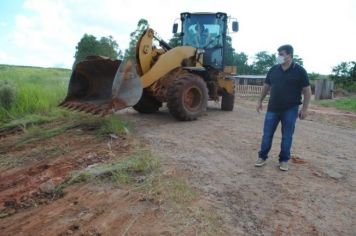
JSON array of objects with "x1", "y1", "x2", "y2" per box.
[
  {"x1": 314, "y1": 96, "x2": 356, "y2": 113},
  {"x1": 0, "y1": 64, "x2": 70, "y2": 123}
]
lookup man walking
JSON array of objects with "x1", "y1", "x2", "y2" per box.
[{"x1": 255, "y1": 44, "x2": 312, "y2": 171}]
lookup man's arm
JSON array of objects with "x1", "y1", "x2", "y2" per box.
[
  {"x1": 256, "y1": 83, "x2": 271, "y2": 113},
  {"x1": 299, "y1": 85, "x2": 312, "y2": 119}
]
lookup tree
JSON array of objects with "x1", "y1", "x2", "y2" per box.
[
  {"x1": 252, "y1": 51, "x2": 276, "y2": 74},
  {"x1": 224, "y1": 36, "x2": 235, "y2": 66},
  {"x1": 98, "y1": 36, "x2": 121, "y2": 60},
  {"x1": 293, "y1": 55, "x2": 304, "y2": 66},
  {"x1": 123, "y1": 19, "x2": 149, "y2": 60},
  {"x1": 330, "y1": 61, "x2": 356, "y2": 91},
  {"x1": 308, "y1": 72, "x2": 320, "y2": 81},
  {"x1": 73, "y1": 34, "x2": 122, "y2": 66},
  {"x1": 74, "y1": 34, "x2": 99, "y2": 65},
  {"x1": 234, "y1": 52, "x2": 253, "y2": 74},
  {"x1": 168, "y1": 33, "x2": 181, "y2": 47}
]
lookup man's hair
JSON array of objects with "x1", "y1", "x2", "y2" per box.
[{"x1": 278, "y1": 44, "x2": 294, "y2": 58}]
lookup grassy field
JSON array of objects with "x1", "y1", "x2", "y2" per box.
[
  {"x1": 0, "y1": 64, "x2": 130, "y2": 140},
  {"x1": 314, "y1": 96, "x2": 356, "y2": 113},
  {"x1": 0, "y1": 64, "x2": 70, "y2": 123}
]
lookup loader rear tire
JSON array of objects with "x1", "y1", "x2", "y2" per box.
[
  {"x1": 133, "y1": 90, "x2": 162, "y2": 114},
  {"x1": 167, "y1": 74, "x2": 208, "y2": 121},
  {"x1": 221, "y1": 90, "x2": 235, "y2": 111}
]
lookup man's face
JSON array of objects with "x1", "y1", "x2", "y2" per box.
[
  {"x1": 196, "y1": 23, "x2": 203, "y2": 33},
  {"x1": 278, "y1": 50, "x2": 291, "y2": 64}
]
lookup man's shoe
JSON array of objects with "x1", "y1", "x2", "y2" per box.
[
  {"x1": 255, "y1": 158, "x2": 266, "y2": 167},
  {"x1": 279, "y1": 162, "x2": 289, "y2": 171}
]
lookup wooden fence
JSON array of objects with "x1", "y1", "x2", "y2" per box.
[
  {"x1": 314, "y1": 79, "x2": 334, "y2": 100},
  {"x1": 236, "y1": 85, "x2": 263, "y2": 96}
]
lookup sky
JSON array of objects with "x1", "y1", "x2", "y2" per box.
[{"x1": 0, "y1": 0, "x2": 355, "y2": 74}]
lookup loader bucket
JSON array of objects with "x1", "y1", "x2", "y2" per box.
[{"x1": 59, "y1": 56, "x2": 143, "y2": 115}]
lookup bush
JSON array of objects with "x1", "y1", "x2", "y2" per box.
[
  {"x1": 0, "y1": 81, "x2": 16, "y2": 110},
  {"x1": 331, "y1": 61, "x2": 356, "y2": 93}
]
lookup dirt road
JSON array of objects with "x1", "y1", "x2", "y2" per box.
[
  {"x1": 117, "y1": 99, "x2": 356, "y2": 235},
  {"x1": 0, "y1": 99, "x2": 355, "y2": 235}
]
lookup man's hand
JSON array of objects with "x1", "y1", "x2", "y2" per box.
[
  {"x1": 300, "y1": 86, "x2": 311, "y2": 120},
  {"x1": 256, "y1": 101, "x2": 263, "y2": 113},
  {"x1": 257, "y1": 84, "x2": 270, "y2": 113},
  {"x1": 299, "y1": 108, "x2": 308, "y2": 119}
]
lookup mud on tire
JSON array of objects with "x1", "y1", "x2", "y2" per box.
[
  {"x1": 133, "y1": 89, "x2": 162, "y2": 114},
  {"x1": 167, "y1": 74, "x2": 208, "y2": 121}
]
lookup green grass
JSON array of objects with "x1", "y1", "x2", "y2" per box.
[
  {"x1": 11, "y1": 113, "x2": 128, "y2": 146},
  {"x1": 0, "y1": 64, "x2": 71, "y2": 123},
  {"x1": 0, "y1": 113, "x2": 56, "y2": 132},
  {"x1": 17, "y1": 123, "x2": 77, "y2": 145},
  {"x1": 97, "y1": 115, "x2": 129, "y2": 136},
  {"x1": 56, "y1": 150, "x2": 160, "y2": 191},
  {"x1": 192, "y1": 207, "x2": 225, "y2": 235},
  {"x1": 315, "y1": 96, "x2": 356, "y2": 113},
  {"x1": 56, "y1": 148, "x2": 197, "y2": 204},
  {"x1": 164, "y1": 178, "x2": 197, "y2": 204},
  {"x1": 0, "y1": 64, "x2": 129, "y2": 139}
]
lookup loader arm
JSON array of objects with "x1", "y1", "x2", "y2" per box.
[
  {"x1": 60, "y1": 28, "x2": 197, "y2": 115},
  {"x1": 136, "y1": 28, "x2": 197, "y2": 88}
]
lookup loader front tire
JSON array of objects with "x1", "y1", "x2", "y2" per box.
[
  {"x1": 221, "y1": 89, "x2": 235, "y2": 111},
  {"x1": 133, "y1": 90, "x2": 162, "y2": 114},
  {"x1": 167, "y1": 74, "x2": 208, "y2": 121}
]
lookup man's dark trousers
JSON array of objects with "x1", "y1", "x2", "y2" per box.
[{"x1": 258, "y1": 105, "x2": 299, "y2": 162}]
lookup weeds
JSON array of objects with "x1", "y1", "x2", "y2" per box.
[
  {"x1": 56, "y1": 150, "x2": 160, "y2": 193},
  {"x1": 192, "y1": 207, "x2": 225, "y2": 235},
  {"x1": 1, "y1": 107, "x2": 128, "y2": 147},
  {"x1": 0, "y1": 113, "x2": 58, "y2": 132},
  {"x1": 0, "y1": 65, "x2": 129, "y2": 143},
  {"x1": 97, "y1": 116, "x2": 129, "y2": 136},
  {"x1": 314, "y1": 96, "x2": 356, "y2": 113},
  {"x1": 16, "y1": 123, "x2": 77, "y2": 145},
  {"x1": 166, "y1": 178, "x2": 197, "y2": 203},
  {"x1": 0, "y1": 154, "x2": 24, "y2": 168},
  {"x1": 0, "y1": 65, "x2": 70, "y2": 122}
]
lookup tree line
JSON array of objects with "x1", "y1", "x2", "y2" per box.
[{"x1": 73, "y1": 18, "x2": 355, "y2": 91}]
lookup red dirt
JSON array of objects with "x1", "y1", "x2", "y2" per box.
[
  {"x1": 0, "y1": 184, "x2": 176, "y2": 235},
  {"x1": 0, "y1": 131, "x2": 129, "y2": 216},
  {"x1": 0, "y1": 127, "x2": 201, "y2": 235}
]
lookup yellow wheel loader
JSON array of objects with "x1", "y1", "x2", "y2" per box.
[{"x1": 60, "y1": 12, "x2": 239, "y2": 121}]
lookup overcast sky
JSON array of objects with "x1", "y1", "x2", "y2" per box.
[{"x1": 0, "y1": 0, "x2": 355, "y2": 74}]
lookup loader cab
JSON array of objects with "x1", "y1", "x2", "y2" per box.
[{"x1": 173, "y1": 12, "x2": 238, "y2": 70}]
